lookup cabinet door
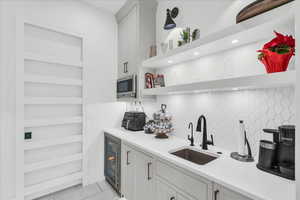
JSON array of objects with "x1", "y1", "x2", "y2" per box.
[
  {"x1": 156, "y1": 179, "x2": 176, "y2": 200},
  {"x1": 121, "y1": 145, "x2": 136, "y2": 200},
  {"x1": 177, "y1": 192, "x2": 196, "y2": 200},
  {"x1": 118, "y1": 5, "x2": 138, "y2": 78},
  {"x1": 134, "y1": 151, "x2": 155, "y2": 200},
  {"x1": 214, "y1": 184, "x2": 252, "y2": 200}
]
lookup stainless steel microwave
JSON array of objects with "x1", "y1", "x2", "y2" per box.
[{"x1": 117, "y1": 75, "x2": 137, "y2": 98}]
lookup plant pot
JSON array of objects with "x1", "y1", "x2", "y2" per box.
[{"x1": 259, "y1": 49, "x2": 294, "y2": 73}]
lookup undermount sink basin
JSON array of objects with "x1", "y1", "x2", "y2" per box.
[{"x1": 170, "y1": 147, "x2": 218, "y2": 165}]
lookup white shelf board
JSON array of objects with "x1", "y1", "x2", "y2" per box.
[
  {"x1": 24, "y1": 74, "x2": 82, "y2": 86},
  {"x1": 142, "y1": 4, "x2": 294, "y2": 68},
  {"x1": 142, "y1": 71, "x2": 295, "y2": 96},
  {"x1": 24, "y1": 52, "x2": 83, "y2": 68},
  {"x1": 24, "y1": 135, "x2": 82, "y2": 150},
  {"x1": 24, "y1": 154, "x2": 83, "y2": 173},
  {"x1": 24, "y1": 116, "x2": 83, "y2": 128},
  {"x1": 24, "y1": 172, "x2": 83, "y2": 196},
  {"x1": 24, "y1": 97, "x2": 83, "y2": 105}
]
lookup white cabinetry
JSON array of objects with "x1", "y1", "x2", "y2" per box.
[
  {"x1": 119, "y1": 141, "x2": 253, "y2": 200},
  {"x1": 121, "y1": 145, "x2": 136, "y2": 200},
  {"x1": 214, "y1": 184, "x2": 252, "y2": 200},
  {"x1": 117, "y1": 0, "x2": 157, "y2": 98},
  {"x1": 156, "y1": 160, "x2": 213, "y2": 200},
  {"x1": 118, "y1": 5, "x2": 138, "y2": 78},
  {"x1": 121, "y1": 144, "x2": 155, "y2": 200},
  {"x1": 156, "y1": 178, "x2": 196, "y2": 200},
  {"x1": 135, "y1": 151, "x2": 155, "y2": 200}
]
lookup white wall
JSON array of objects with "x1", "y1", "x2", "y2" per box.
[
  {"x1": 0, "y1": 1, "x2": 122, "y2": 199},
  {"x1": 0, "y1": 3, "x2": 6, "y2": 199},
  {"x1": 147, "y1": 0, "x2": 296, "y2": 156}
]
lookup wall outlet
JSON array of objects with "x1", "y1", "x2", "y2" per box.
[{"x1": 24, "y1": 132, "x2": 32, "y2": 140}]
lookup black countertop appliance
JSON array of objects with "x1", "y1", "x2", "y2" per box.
[
  {"x1": 257, "y1": 125, "x2": 295, "y2": 180},
  {"x1": 122, "y1": 111, "x2": 146, "y2": 131}
]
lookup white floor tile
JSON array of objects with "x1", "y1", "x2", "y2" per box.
[
  {"x1": 53, "y1": 184, "x2": 101, "y2": 200},
  {"x1": 85, "y1": 189, "x2": 118, "y2": 200},
  {"x1": 97, "y1": 181, "x2": 112, "y2": 192}
]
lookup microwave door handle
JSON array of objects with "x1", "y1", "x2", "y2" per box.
[{"x1": 126, "y1": 120, "x2": 130, "y2": 129}]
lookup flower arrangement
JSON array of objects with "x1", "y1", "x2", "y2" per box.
[{"x1": 258, "y1": 31, "x2": 295, "y2": 73}]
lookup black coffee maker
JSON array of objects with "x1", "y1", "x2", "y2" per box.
[{"x1": 257, "y1": 125, "x2": 295, "y2": 180}]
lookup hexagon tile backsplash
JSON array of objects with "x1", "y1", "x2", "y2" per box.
[{"x1": 156, "y1": 86, "x2": 295, "y2": 157}]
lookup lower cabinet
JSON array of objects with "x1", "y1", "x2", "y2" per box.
[
  {"x1": 156, "y1": 178, "x2": 196, "y2": 200},
  {"x1": 121, "y1": 143, "x2": 252, "y2": 200},
  {"x1": 213, "y1": 184, "x2": 252, "y2": 200},
  {"x1": 121, "y1": 144, "x2": 155, "y2": 200},
  {"x1": 121, "y1": 145, "x2": 135, "y2": 200},
  {"x1": 135, "y1": 150, "x2": 155, "y2": 200},
  {"x1": 156, "y1": 160, "x2": 213, "y2": 200}
]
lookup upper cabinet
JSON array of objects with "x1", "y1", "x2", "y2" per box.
[
  {"x1": 116, "y1": 0, "x2": 157, "y2": 97},
  {"x1": 118, "y1": 5, "x2": 138, "y2": 78}
]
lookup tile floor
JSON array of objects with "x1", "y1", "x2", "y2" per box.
[{"x1": 36, "y1": 181, "x2": 119, "y2": 200}]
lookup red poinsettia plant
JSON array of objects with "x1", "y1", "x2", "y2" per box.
[{"x1": 258, "y1": 31, "x2": 295, "y2": 73}]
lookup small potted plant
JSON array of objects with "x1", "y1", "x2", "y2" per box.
[
  {"x1": 258, "y1": 31, "x2": 295, "y2": 73},
  {"x1": 179, "y1": 27, "x2": 191, "y2": 46}
]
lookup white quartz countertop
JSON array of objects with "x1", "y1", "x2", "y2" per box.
[{"x1": 103, "y1": 128, "x2": 296, "y2": 200}]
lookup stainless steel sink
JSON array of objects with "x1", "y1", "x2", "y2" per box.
[{"x1": 170, "y1": 147, "x2": 218, "y2": 165}]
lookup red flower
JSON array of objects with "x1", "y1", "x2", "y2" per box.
[{"x1": 263, "y1": 31, "x2": 295, "y2": 49}]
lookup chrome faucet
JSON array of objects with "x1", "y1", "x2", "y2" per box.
[
  {"x1": 188, "y1": 122, "x2": 194, "y2": 146},
  {"x1": 196, "y1": 115, "x2": 214, "y2": 150}
]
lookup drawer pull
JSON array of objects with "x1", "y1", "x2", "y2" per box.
[
  {"x1": 147, "y1": 162, "x2": 152, "y2": 180},
  {"x1": 170, "y1": 197, "x2": 175, "y2": 200},
  {"x1": 214, "y1": 190, "x2": 220, "y2": 200},
  {"x1": 126, "y1": 151, "x2": 131, "y2": 165}
]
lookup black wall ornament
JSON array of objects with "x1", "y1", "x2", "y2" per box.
[{"x1": 164, "y1": 7, "x2": 179, "y2": 30}]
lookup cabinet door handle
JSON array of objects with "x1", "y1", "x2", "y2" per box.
[
  {"x1": 170, "y1": 197, "x2": 175, "y2": 200},
  {"x1": 147, "y1": 162, "x2": 152, "y2": 180},
  {"x1": 124, "y1": 62, "x2": 128, "y2": 73},
  {"x1": 214, "y1": 190, "x2": 220, "y2": 200},
  {"x1": 126, "y1": 151, "x2": 130, "y2": 165}
]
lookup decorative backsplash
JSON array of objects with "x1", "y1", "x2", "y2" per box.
[{"x1": 154, "y1": 86, "x2": 295, "y2": 156}]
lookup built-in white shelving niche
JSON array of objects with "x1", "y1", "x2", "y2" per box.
[
  {"x1": 142, "y1": 3, "x2": 295, "y2": 97},
  {"x1": 16, "y1": 20, "x2": 85, "y2": 200},
  {"x1": 142, "y1": 4, "x2": 294, "y2": 69}
]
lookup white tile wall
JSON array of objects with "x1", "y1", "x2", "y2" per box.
[{"x1": 153, "y1": 87, "x2": 295, "y2": 157}]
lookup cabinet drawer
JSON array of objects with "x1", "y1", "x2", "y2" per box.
[{"x1": 156, "y1": 161, "x2": 212, "y2": 200}]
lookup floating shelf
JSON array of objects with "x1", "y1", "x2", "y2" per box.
[
  {"x1": 24, "y1": 53, "x2": 83, "y2": 68},
  {"x1": 24, "y1": 154, "x2": 83, "y2": 173},
  {"x1": 24, "y1": 135, "x2": 83, "y2": 150},
  {"x1": 24, "y1": 74, "x2": 83, "y2": 86},
  {"x1": 24, "y1": 172, "x2": 83, "y2": 196},
  {"x1": 142, "y1": 71, "x2": 295, "y2": 96},
  {"x1": 24, "y1": 116, "x2": 83, "y2": 128},
  {"x1": 142, "y1": 4, "x2": 294, "y2": 69},
  {"x1": 24, "y1": 97, "x2": 83, "y2": 105}
]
